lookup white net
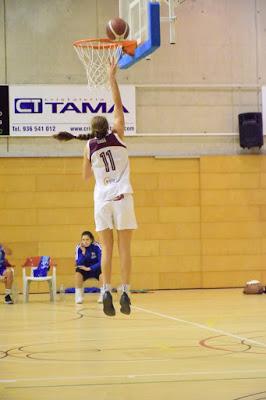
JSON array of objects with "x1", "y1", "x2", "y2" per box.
[{"x1": 74, "y1": 40, "x2": 123, "y2": 88}]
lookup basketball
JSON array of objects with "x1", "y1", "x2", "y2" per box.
[{"x1": 106, "y1": 17, "x2": 130, "y2": 41}]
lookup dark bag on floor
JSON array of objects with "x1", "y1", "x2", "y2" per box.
[{"x1": 243, "y1": 280, "x2": 264, "y2": 294}]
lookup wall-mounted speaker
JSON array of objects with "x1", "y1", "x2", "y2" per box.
[{"x1": 238, "y1": 112, "x2": 263, "y2": 149}]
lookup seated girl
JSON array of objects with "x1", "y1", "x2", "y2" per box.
[{"x1": 75, "y1": 231, "x2": 103, "y2": 304}]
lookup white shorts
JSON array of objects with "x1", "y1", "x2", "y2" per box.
[{"x1": 94, "y1": 194, "x2": 138, "y2": 231}]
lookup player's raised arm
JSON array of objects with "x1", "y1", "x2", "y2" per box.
[{"x1": 108, "y1": 57, "x2": 125, "y2": 139}]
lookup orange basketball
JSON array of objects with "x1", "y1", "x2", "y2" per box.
[{"x1": 106, "y1": 17, "x2": 130, "y2": 41}]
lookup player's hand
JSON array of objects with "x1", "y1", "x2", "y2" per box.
[
  {"x1": 80, "y1": 243, "x2": 86, "y2": 255},
  {"x1": 108, "y1": 57, "x2": 118, "y2": 80},
  {"x1": 78, "y1": 266, "x2": 91, "y2": 272}
]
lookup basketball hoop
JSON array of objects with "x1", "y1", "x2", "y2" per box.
[{"x1": 73, "y1": 38, "x2": 137, "y2": 88}]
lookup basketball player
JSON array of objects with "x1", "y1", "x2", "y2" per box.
[
  {"x1": 75, "y1": 230, "x2": 103, "y2": 304},
  {"x1": 0, "y1": 243, "x2": 14, "y2": 304},
  {"x1": 54, "y1": 58, "x2": 137, "y2": 316}
]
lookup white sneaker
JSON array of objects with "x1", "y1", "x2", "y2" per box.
[
  {"x1": 75, "y1": 293, "x2": 83, "y2": 304},
  {"x1": 97, "y1": 292, "x2": 103, "y2": 304}
]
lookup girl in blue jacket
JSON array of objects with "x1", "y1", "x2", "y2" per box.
[{"x1": 75, "y1": 231, "x2": 102, "y2": 304}]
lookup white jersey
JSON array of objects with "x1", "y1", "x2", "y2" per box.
[{"x1": 87, "y1": 132, "x2": 133, "y2": 202}]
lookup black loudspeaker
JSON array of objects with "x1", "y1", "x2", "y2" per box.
[{"x1": 238, "y1": 112, "x2": 263, "y2": 149}]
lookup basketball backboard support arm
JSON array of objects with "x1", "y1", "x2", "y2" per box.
[
  {"x1": 167, "y1": 0, "x2": 176, "y2": 44},
  {"x1": 118, "y1": 2, "x2": 160, "y2": 69},
  {"x1": 160, "y1": 0, "x2": 185, "y2": 45}
]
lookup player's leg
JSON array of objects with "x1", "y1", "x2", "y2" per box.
[
  {"x1": 3, "y1": 268, "x2": 14, "y2": 304},
  {"x1": 0, "y1": 273, "x2": 7, "y2": 296},
  {"x1": 75, "y1": 270, "x2": 84, "y2": 304},
  {"x1": 98, "y1": 229, "x2": 113, "y2": 285},
  {"x1": 113, "y1": 194, "x2": 137, "y2": 314},
  {"x1": 97, "y1": 273, "x2": 104, "y2": 303},
  {"x1": 98, "y1": 229, "x2": 115, "y2": 316},
  {"x1": 117, "y1": 229, "x2": 133, "y2": 315}
]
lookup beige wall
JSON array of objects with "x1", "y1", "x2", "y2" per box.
[
  {"x1": 4, "y1": 0, "x2": 117, "y2": 84},
  {"x1": 3, "y1": 0, "x2": 265, "y2": 85},
  {"x1": 1, "y1": 155, "x2": 266, "y2": 292},
  {"x1": 0, "y1": 0, "x2": 265, "y2": 138}
]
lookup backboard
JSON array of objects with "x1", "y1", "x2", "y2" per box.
[
  {"x1": 119, "y1": 0, "x2": 187, "y2": 68},
  {"x1": 118, "y1": 0, "x2": 161, "y2": 69}
]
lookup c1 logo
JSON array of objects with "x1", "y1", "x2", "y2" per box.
[{"x1": 15, "y1": 98, "x2": 43, "y2": 113}]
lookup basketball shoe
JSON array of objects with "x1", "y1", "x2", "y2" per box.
[
  {"x1": 103, "y1": 291, "x2": 115, "y2": 316},
  {"x1": 4, "y1": 294, "x2": 14, "y2": 304},
  {"x1": 120, "y1": 291, "x2": 131, "y2": 315}
]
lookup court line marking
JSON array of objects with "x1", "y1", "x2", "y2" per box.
[
  {"x1": 2, "y1": 305, "x2": 266, "y2": 385},
  {"x1": 2, "y1": 368, "x2": 266, "y2": 384},
  {"x1": 133, "y1": 306, "x2": 266, "y2": 349}
]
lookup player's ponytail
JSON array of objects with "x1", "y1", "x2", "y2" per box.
[
  {"x1": 53, "y1": 132, "x2": 94, "y2": 141},
  {"x1": 54, "y1": 115, "x2": 109, "y2": 141}
]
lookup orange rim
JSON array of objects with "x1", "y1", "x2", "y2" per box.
[{"x1": 73, "y1": 38, "x2": 137, "y2": 55}]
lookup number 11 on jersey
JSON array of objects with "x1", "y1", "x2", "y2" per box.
[{"x1": 100, "y1": 150, "x2": 116, "y2": 172}]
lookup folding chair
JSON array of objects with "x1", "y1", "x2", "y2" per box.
[{"x1": 22, "y1": 256, "x2": 57, "y2": 302}]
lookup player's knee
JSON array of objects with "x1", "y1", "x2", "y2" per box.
[{"x1": 6, "y1": 268, "x2": 13, "y2": 279}]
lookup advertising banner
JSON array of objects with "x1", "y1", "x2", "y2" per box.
[{"x1": 2, "y1": 85, "x2": 136, "y2": 136}]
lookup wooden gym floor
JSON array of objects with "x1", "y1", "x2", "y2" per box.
[{"x1": 1, "y1": 289, "x2": 266, "y2": 400}]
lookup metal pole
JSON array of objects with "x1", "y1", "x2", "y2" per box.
[{"x1": 168, "y1": 0, "x2": 176, "y2": 44}]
